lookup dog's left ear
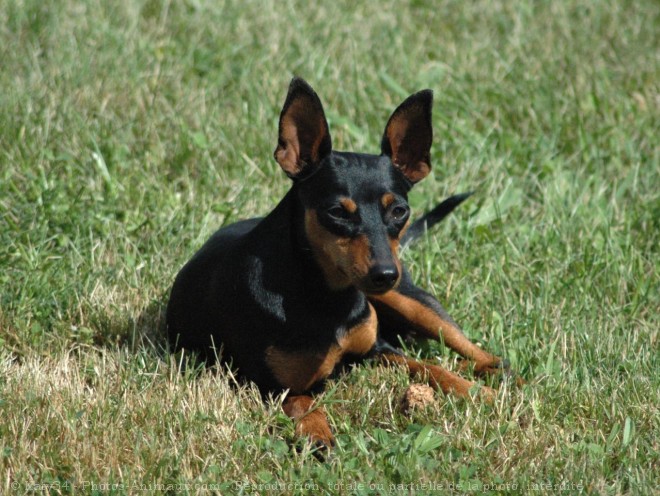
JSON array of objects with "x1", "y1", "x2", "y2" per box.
[
  {"x1": 381, "y1": 90, "x2": 433, "y2": 184},
  {"x1": 274, "y1": 77, "x2": 332, "y2": 179}
]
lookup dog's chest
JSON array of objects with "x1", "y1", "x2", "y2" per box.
[{"x1": 264, "y1": 304, "x2": 377, "y2": 394}]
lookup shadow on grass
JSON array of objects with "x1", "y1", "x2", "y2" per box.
[
  {"x1": 87, "y1": 290, "x2": 170, "y2": 360},
  {"x1": 111, "y1": 290, "x2": 238, "y2": 380},
  {"x1": 130, "y1": 294, "x2": 169, "y2": 353}
]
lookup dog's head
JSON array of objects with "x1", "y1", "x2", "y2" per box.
[{"x1": 274, "y1": 78, "x2": 433, "y2": 294}]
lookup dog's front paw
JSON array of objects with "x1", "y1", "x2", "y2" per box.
[{"x1": 294, "y1": 410, "x2": 335, "y2": 450}]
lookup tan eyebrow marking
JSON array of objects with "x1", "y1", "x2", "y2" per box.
[
  {"x1": 340, "y1": 197, "x2": 358, "y2": 213},
  {"x1": 381, "y1": 193, "x2": 395, "y2": 208}
]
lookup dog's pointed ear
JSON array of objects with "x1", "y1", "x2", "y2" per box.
[
  {"x1": 274, "y1": 78, "x2": 332, "y2": 179},
  {"x1": 381, "y1": 90, "x2": 433, "y2": 184}
]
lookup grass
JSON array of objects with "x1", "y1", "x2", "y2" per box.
[{"x1": 1, "y1": 0, "x2": 658, "y2": 494}]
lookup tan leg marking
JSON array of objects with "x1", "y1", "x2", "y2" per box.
[
  {"x1": 282, "y1": 395, "x2": 334, "y2": 447},
  {"x1": 380, "y1": 353, "x2": 495, "y2": 403},
  {"x1": 370, "y1": 291, "x2": 501, "y2": 372}
]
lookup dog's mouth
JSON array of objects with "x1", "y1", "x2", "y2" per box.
[
  {"x1": 361, "y1": 284, "x2": 399, "y2": 296},
  {"x1": 334, "y1": 264, "x2": 400, "y2": 295},
  {"x1": 362, "y1": 286, "x2": 394, "y2": 296},
  {"x1": 357, "y1": 276, "x2": 401, "y2": 296},
  {"x1": 333, "y1": 262, "x2": 401, "y2": 295}
]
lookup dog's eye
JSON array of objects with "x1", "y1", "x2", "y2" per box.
[
  {"x1": 391, "y1": 205, "x2": 409, "y2": 221},
  {"x1": 327, "y1": 206, "x2": 352, "y2": 220}
]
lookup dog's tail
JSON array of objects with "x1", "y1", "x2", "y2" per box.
[{"x1": 401, "y1": 192, "x2": 473, "y2": 247}]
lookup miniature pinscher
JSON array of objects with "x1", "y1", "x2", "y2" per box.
[{"x1": 167, "y1": 78, "x2": 508, "y2": 448}]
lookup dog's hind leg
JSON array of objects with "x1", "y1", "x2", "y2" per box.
[{"x1": 376, "y1": 347, "x2": 496, "y2": 403}]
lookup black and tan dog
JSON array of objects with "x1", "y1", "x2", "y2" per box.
[{"x1": 167, "y1": 78, "x2": 508, "y2": 448}]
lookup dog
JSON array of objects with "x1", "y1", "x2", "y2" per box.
[{"x1": 166, "y1": 78, "x2": 508, "y2": 448}]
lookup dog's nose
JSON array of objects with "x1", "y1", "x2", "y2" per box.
[{"x1": 367, "y1": 264, "x2": 399, "y2": 292}]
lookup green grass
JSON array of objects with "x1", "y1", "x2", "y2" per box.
[{"x1": 1, "y1": 0, "x2": 658, "y2": 494}]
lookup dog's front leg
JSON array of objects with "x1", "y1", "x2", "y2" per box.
[
  {"x1": 282, "y1": 395, "x2": 334, "y2": 449},
  {"x1": 370, "y1": 276, "x2": 506, "y2": 375}
]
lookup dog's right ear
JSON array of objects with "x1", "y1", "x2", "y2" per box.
[{"x1": 274, "y1": 78, "x2": 332, "y2": 179}]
